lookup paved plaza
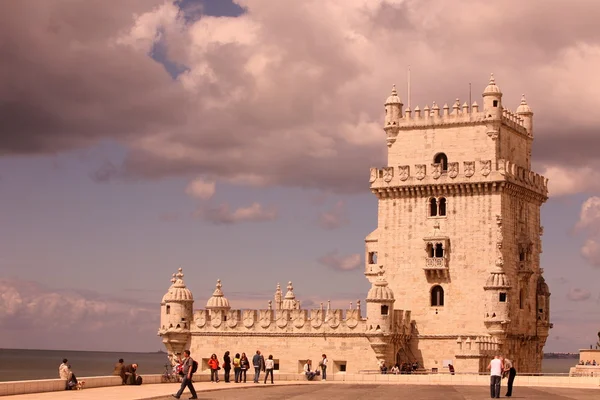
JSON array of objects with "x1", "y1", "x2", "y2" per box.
[{"x1": 150, "y1": 383, "x2": 600, "y2": 400}]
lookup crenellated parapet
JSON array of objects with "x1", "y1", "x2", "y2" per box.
[
  {"x1": 369, "y1": 158, "x2": 547, "y2": 200},
  {"x1": 455, "y1": 335, "x2": 501, "y2": 359}
]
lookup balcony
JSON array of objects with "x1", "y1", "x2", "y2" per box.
[{"x1": 424, "y1": 257, "x2": 448, "y2": 279}]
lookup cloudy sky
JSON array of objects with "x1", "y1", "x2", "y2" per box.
[{"x1": 1, "y1": 0, "x2": 600, "y2": 353}]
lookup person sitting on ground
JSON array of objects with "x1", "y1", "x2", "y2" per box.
[
  {"x1": 379, "y1": 360, "x2": 388, "y2": 374},
  {"x1": 304, "y1": 359, "x2": 317, "y2": 380},
  {"x1": 113, "y1": 358, "x2": 124, "y2": 376},
  {"x1": 390, "y1": 363, "x2": 400, "y2": 374},
  {"x1": 120, "y1": 363, "x2": 138, "y2": 385}
]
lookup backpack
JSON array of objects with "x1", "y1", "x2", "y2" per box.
[{"x1": 191, "y1": 360, "x2": 198, "y2": 373}]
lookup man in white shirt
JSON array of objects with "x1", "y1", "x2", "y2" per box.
[
  {"x1": 319, "y1": 354, "x2": 328, "y2": 381},
  {"x1": 487, "y1": 355, "x2": 504, "y2": 399},
  {"x1": 304, "y1": 360, "x2": 316, "y2": 380}
]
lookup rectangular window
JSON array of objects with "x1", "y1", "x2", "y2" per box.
[
  {"x1": 381, "y1": 305, "x2": 389, "y2": 315},
  {"x1": 166, "y1": 305, "x2": 171, "y2": 315},
  {"x1": 298, "y1": 360, "x2": 308, "y2": 373},
  {"x1": 368, "y1": 252, "x2": 378, "y2": 264},
  {"x1": 273, "y1": 360, "x2": 280, "y2": 371},
  {"x1": 334, "y1": 360, "x2": 347, "y2": 373},
  {"x1": 499, "y1": 293, "x2": 507, "y2": 302}
]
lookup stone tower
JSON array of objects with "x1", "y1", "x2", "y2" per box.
[
  {"x1": 367, "y1": 74, "x2": 551, "y2": 373},
  {"x1": 158, "y1": 268, "x2": 193, "y2": 366}
]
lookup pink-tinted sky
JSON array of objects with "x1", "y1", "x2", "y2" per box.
[{"x1": 1, "y1": 0, "x2": 600, "y2": 352}]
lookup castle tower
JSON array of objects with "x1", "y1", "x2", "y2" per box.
[
  {"x1": 158, "y1": 268, "x2": 193, "y2": 365},
  {"x1": 206, "y1": 279, "x2": 231, "y2": 311},
  {"x1": 365, "y1": 267, "x2": 395, "y2": 364},
  {"x1": 384, "y1": 85, "x2": 403, "y2": 147},
  {"x1": 367, "y1": 74, "x2": 550, "y2": 373}
]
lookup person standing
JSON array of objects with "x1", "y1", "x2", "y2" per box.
[
  {"x1": 264, "y1": 355, "x2": 274, "y2": 384},
  {"x1": 252, "y1": 350, "x2": 263, "y2": 383},
  {"x1": 319, "y1": 354, "x2": 328, "y2": 381},
  {"x1": 487, "y1": 355, "x2": 504, "y2": 399},
  {"x1": 240, "y1": 353, "x2": 249, "y2": 383},
  {"x1": 172, "y1": 350, "x2": 197, "y2": 400},
  {"x1": 233, "y1": 353, "x2": 241, "y2": 383},
  {"x1": 503, "y1": 358, "x2": 517, "y2": 397},
  {"x1": 208, "y1": 354, "x2": 220, "y2": 383},
  {"x1": 223, "y1": 351, "x2": 231, "y2": 383}
]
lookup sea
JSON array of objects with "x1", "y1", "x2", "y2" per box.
[{"x1": 0, "y1": 348, "x2": 577, "y2": 382}]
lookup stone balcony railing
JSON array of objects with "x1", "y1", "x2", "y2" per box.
[{"x1": 424, "y1": 257, "x2": 447, "y2": 270}]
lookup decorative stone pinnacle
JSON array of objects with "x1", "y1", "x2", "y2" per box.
[
  {"x1": 520, "y1": 94, "x2": 527, "y2": 105},
  {"x1": 268, "y1": 300, "x2": 272, "y2": 310},
  {"x1": 489, "y1": 73, "x2": 495, "y2": 85},
  {"x1": 211, "y1": 279, "x2": 224, "y2": 297},
  {"x1": 170, "y1": 274, "x2": 176, "y2": 284},
  {"x1": 391, "y1": 84, "x2": 397, "y2": 96}
]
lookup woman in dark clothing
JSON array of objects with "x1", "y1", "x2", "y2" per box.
[
  {"x1": 240, "y1": 353, "x2": 250, "y2": 383},
  {"x1": 223, "y1": 351, "x2": 232, "y2": 383}
]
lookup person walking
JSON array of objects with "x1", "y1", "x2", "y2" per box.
[
  {"x1": 487, "y1": 355, "x2": 504, "y2": 399},
  {"x1": 208, "y1": 354, "x2": 220, "y2": 383},
  {"x1": 233, "y1": 353, "x2": 241, "y2": 383},
  {"x1": 319, "y1": 354, "x2": 328, "y2": 381},
  {"x1": 252, "y1": 350, "x2": 263, "y2": 383},
  {"x1": 503, "y1": 358, "x2": 517, "y2": 397},
  {"x1": 240, "y1": 353, "x2": 249, "y2": 383},
  {"x1": 223, "y1": 351, "x2": 231, "y2": 383},
  {"x1": 264, "y1": 355, "x2": 275, "y2": 384},
  {"x1": 172, "y1": 350, "x2": 198, "y2": 400}
]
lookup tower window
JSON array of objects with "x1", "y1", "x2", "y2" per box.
[
  {"x1": 519, "y1": 289, "x2": 525, "y2": 310},
  {"x1": 427, "y1": 243, "x2": 434, "y2": 258},
  {"x1": 434, "y1": 153, "x2": 448, "y2": 172},
  {"x1": 439, "y1": 198, "x2": 446, "y2": 216},
  {"x1": 499, "y1": 293, "x2": 507, "y2": 302},
  {"x1": 166, "y1": 305, "x2": 171, "y2": 315},
  {"x1": 368, "y1": 252, "x2": 378, "y2": 264},
  {"x1": 429, "y1": 198, "x2": 438, "y2": 216},
  {"x1": 381, "y1": 305, "x2": 389, "y2": 316},
  {"x1": 431, "y1": 285, "x2": 444, "y2": 306},
  {"x1": 493, "y1": 100, "x2": 498, "y2": 107},
  {"x1": 435, "y1": 243, "x2": 444, "y2": 258}
]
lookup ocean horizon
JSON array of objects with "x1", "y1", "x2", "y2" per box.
[{"x1": 0, "y1": 348, "x2": 579, "y2": 382}]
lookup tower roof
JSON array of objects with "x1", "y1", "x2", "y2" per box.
[
  {"x1": 281, "y1": 281, "x2": 299, "y2": 310},
  {"x1": 206, "y1": 279, "x2": 231, "y2": 310},
  {"x1": 484, "y1": 267, "x2": 511, "y2": 289},
  {"x1": 516, "y1": 94, "x2": 533, "y2": 114},
  {"x1": 161, "y1": 268, "x2": 193, "y2": 303},
  {"x1": 483, "y1": 73, "x2": 502, "y2": 96},
  {"x1": 385, "y1": 84, "x2": 403, "y2": 105},
  {"x1": 367, "y1": 268, "x2": 395, "y2": 302}
]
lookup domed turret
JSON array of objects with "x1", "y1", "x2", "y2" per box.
[
  {"x1": 384, "y1": 85, "x2": 403, "y2": 147},
  {"x1": 516, "y1": 94, "x2": 534, "y2": 135},
  {"x1": 281, "y1": 281, "x2": 300, "y2": 310},
  {"x1": 367, "y1": 273, "x2": 395, "y2": 302},
  {"x1": 482, "y1": 73, "x2": 503, "y2": 119},
  {"x1": 206, "y1": 279, "x2": 231, "y2": 310},
  {"x1": 162, "y1": 268, "x2": 193, "y2": 303},
  {"x1": 366, "y1": 267, "x2": 395, "y2": 333},
  {"x1": 483, "y1": 267, "x2": 511, "y2": 335},
  {"x1": 484, "y1": 268, "x2": 511, "y2": 289}
]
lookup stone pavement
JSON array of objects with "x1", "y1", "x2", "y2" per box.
[{"x1": 4, "y1": 382, "x2": 600, "y2": 400}]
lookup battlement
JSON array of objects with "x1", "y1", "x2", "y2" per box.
[
  {"x1": 385, "y1": 99, "x2": 529, "y2": 136},
  {"x1": 455, "y1": 335, "x2": 500, "y2": 358},
  {"x1": 369, "y1": 158, "x2": 548, "y2": 198}
]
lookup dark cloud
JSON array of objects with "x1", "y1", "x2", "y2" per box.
[{"x1": 1, "y1": 0, "x2": 600, "y2": 195}]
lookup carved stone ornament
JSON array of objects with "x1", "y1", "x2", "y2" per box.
[
  {"x1": 432, "y1": 163, "x2": 441, "y2": 179},
  {"x1": 293, "y1": 311, "x2": 306, "y2": 328},
  {"x1": 481, "y1": 160, "x2": 491, "y2": 176},
  {"x1": 211, "y1": 310, "x2": 222, "y2": 328},
  {"x1": 383, "y1": 167, "x2": 394, "y2": 182},
  {"x1": 328, "y1": 309, "x2": 341, "y2": 328},
  {"x1": 243, "y1": 310, "x2": 255, "y2": 328},
  {"x1": 399, "y1": 165, "x2": 410, "y2": 181},
  {"x1": 497, "y1": 159, "x2": 506, "y2": 175},
  {"x1": 195, "y1": 310, "x2": 206, "y2": 328},
  {"x1": 259, "y1": 310, "x2": 272, "y2": 328},
  {"x1": 464, "y1": 161, "x2": 475, "y2": 177},
  {"x1": 311, "y1": 309, "x2": 323, "y2": 328},
  {"x1": 227, "y1": 310, "x2": 238, "y2": 328},
  {"x1": 346, "y1": 310, "x2": 358, "y2": 328},
  {"x1": 369, "y1": 168, "x2": 377, "y2": 183},
  {"x1": 487, "y1": 130, "x2": 499, "y2": 140},
  {"x1": 276, "y1": 310, "x2": 288, "y2": 328},
  {"x1": 416, "y1": 164, "x2": 426, "y2": 180},
  {"x1": 448, "y1": 162, "x2": 459, "y2": 178}
]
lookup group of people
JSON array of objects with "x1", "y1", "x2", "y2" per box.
[
  {"x1": 578, "y1": 359, "x2": 597, "y2": 365},
  {"x1": 303, "y1": 355, "x2": 328, "y2": 381},
  {"x1": 58, "y1": 359, "x2": 80, "y2": 390},
  {"x1": 112, "y1": 359, "x2": 142, "y2": 385},
  {"x1": 487, "y1": 355, "x2": 517, "y2": 398},
  {"x1": 380, "y1": 360, "x2": 420, "y2": 374},
  {"x1": 190, "y1": 350, "x2": 276, "y2": 384}
]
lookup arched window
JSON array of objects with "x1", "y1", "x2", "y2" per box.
[
  {"x1": 438, "y1": 198, "x2": 447, "y2": 216},
  {"x1": 435, "y1": 243, "x2": 444, "y2": 258},
  {"x1": 166, "y1": 305, "x2": 171, "y2": 315},
  {"x1": 431, "y1": 285, "x2": 444, "y2": 306},
  {"x1": 429, "y1": 198, "x2": 438, "y2": 216},
  {"x1": 434, "y1": 153, "x2": 448, "y2": 172},
  {"x1": 427, "y1": 243, "x2": 435, "y2": 258}
]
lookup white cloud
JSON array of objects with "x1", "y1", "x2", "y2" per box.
[
  {"x1": 575, "y1": 197, "x2": 600, "y2": 267},
  {"x1": 197, "y1": 202, "x2": 277, "y2": 224},
  {"x1": 318, "y1": 251, "x2": 362, "y2": 271},
  {"x1": 541, "y1": 165, "x2": 600, "y2": 197},
  {"x1": 185, "y1": 177, "x2": 216, "y2": 199}
]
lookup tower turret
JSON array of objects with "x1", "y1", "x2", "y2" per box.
[
  {"x1": 274, "y1": 283, "x2": 283, "y2": 310},
  {"x1": 281, "y1": 281, "x2": 300, "y2": 310},
  {"x1": 158, "y1": 268, "x2": 193, "y2": 365},
  {"x1": 206, "y1": 279, "x2": 231, "y2": 311},
  {"x1": 366, "y1": 267, "x2": 395, "y2": 334},
  {"x1": 516, "y1": 94, "x2": 533, "y2": 136},
  {"x1": 482, "y1": 73, "x2": 503, "y2": 119},
  {"x1": 483, "y1": 266, "x2": 511, "y2": 337},
  {"x1": 384, "y1": 85, "x2": 403, "y2": 147}
]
